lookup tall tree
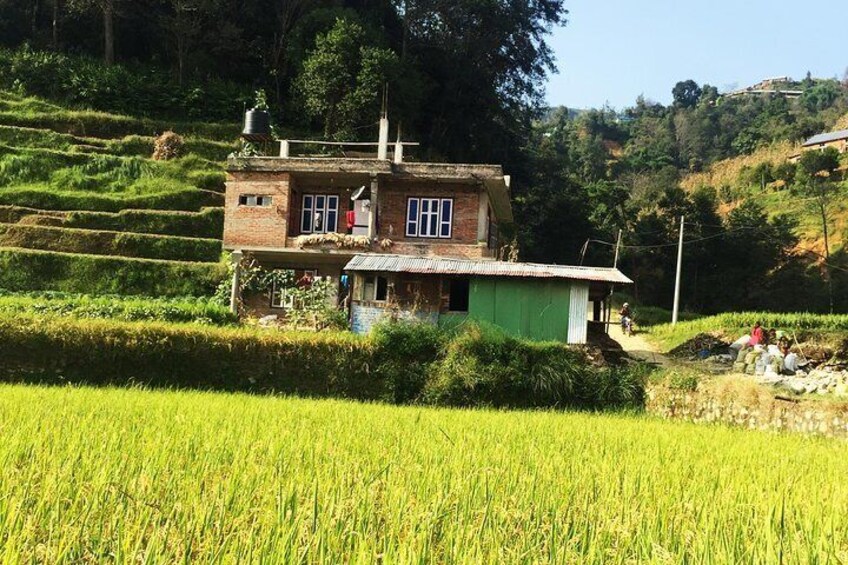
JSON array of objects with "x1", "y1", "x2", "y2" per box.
[
  {"x1": 67, "y1": 0, "x2": 120, "y2": 64},
  {"x1": 796, "y1": 147, "x2": 842, "y2": 311}
]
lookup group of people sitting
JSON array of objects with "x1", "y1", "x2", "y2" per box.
[{"x1": 731, "y1": 321, "x2": 801, "y2": 376}]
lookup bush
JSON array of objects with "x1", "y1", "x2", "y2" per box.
[
  {"x1": 0, "y1": 316, "x2": 649, "y2": 410},
  {"x1": 371, "y1": 321, "x2": 446, "y2": 403},
  {"x1": 0, "y1": 224, "x2": 221, "y2": 262},
  {"x1": 0, "y1": 248, "x2": 226, "y2": 296},
  {"x1": 0, "y1": 47, "x2": 250, "y2": 123},
  {"x1": 423, "y1": 324, "x2": 647, "y2": 410}
]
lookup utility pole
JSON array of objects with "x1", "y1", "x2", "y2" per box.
[
  {"x1": 613, "y1": 229, "x2": 622, "y2": 269},
  {"x1": 672, "y1": 216, "x2": 684, "y2": 325}
]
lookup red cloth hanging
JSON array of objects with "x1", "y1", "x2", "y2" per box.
[{"x1": 346, "y1": 210, "x2": 356, "y2": 230}]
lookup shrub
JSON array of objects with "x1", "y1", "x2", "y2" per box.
[
  {"x1": 0, "y1": 315, "x2": 649, "y2": 410},
  {"x1": 0, "y1": 248, "x2": 226, "y2": 296},
  {"x1": 371, "y1": 321, "x2": 447, "y2": 403},
  {"x1": 0, "y1": 47, "x2": 250, "y2": 123},
  {"x1": 423, "y1": 324, "x2": 647, "y2": 410},
  {"x1": 0, "y1": 224, "x2": 221, "y2": 262},
  {"x1": 0, "y1": 314, "x2": 378, "y2": 396},
  {"x1": 152, "y1": 131, "x2": 184, "y2": 160}
]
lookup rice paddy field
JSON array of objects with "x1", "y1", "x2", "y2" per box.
[{"x1": 1, "y1": 385, "x2": 847, "y2": 562}]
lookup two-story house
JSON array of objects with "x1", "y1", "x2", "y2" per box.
[{"x1": 223, "y1": 129, "x2": 631, "y2": 344}]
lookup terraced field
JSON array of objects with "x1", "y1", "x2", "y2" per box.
[{"x1": 0, "y1": 92, "x2": 235, "y2": 296}]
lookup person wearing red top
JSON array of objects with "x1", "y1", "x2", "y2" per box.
[{"x1": 749, "y1": 321, "x2": 764, "y2": 346}]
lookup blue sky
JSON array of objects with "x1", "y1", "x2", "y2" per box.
[{"x1": 545, "y1": 0, "x2": 847, "y2": 110}]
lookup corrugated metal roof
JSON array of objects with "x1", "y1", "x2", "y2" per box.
[
  {"x1": 802, "y1": 129, "x2": 848, "y2": 147},
  {"x1": 344, "y1": 254, "x2": 633, "y2": 284}
]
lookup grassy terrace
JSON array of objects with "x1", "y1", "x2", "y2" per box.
[{"x1": 0, "y1": 384, "x2": 846, "y2": 562}]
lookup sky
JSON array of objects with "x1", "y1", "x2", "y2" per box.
[{"x1": 545, "y1": 0, "x2": 848, "y2": 110}]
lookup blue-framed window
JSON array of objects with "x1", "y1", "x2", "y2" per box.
[
  {"x1": 301, "y1": 194, "x2": 339, "y2": 234},
  {"x1": 405, "y1": 197, "x2": 453, "y2": 238}
]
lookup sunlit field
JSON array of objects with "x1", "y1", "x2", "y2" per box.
[{"x1": 1, "y1": 384, "x2": 846, "y2": 562}]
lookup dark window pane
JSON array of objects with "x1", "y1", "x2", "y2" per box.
[
  {"x1": 375, "y1": 276, "x2": 388, "y2": 301},
  {"x1": 448, "y1": 278, "x2": 470, "y2": 312}
]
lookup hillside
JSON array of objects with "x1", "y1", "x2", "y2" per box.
[
  {"x1": 0, "y1": 91, "x2": 235, "y2": 296},
  {"x1": 680, "y1": 139, "x2": 848, "y2": 255}
]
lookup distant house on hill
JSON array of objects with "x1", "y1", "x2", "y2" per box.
[
  {"x1": 223, "y1": 115, "x2": 632, "y2": 343},
  {"x1": 801, "y1": 129, "x2": 848, "y2": 154}
]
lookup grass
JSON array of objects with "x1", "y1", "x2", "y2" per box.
[
  {"x1": 646, "y1": 311, "x2": 848, "y2": 352},
  {"x1": 0, "y1": 291, "x2": 235, "y2": 325},
  {"x1": 0, "y1": 205, "x2": 223, "y2": 238},
  {"x1": 0, "y1": 223, "x2": 222, "y2": 262},
  {"x1": 0, "y1": 384, "x2": 847, "y2": 562}
]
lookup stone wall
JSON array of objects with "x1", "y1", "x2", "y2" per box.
[{"x1": 647, "y1": 383, "x2": 848, "y2": 438}]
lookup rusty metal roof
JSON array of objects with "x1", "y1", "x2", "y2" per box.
[{"x1": 344, "y1": 254, "x2": 633, "y2": 284}]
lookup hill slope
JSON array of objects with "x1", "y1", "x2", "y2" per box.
[{"x1": 0, "y1": 91, "x2": 235, "y2": 296}]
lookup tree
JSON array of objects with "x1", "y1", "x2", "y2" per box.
[
  {"x1": 67, "y1": 0, "x2": 120, "y2": 64},
  {"x1": 795, "y1": 147, "x2": 841, "y2": 311},
  {"x1": 296, "y1": 17, "x2": 401, "y2": 139},
  {"x1": 672, "y1": 80, "x2": 702, "y2": 109}
]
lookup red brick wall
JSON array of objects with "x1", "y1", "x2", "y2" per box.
[
  {"x1": 223, "y1": 172, "x2": 292, "y2": 249},
  {"x1": 288, "y1": 187, "x2": 352, "y2": 236},
  {"x1": 378, "y1": 182, "x2": 480, "y2": 245}
]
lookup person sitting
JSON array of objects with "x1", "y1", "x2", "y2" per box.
[{"x1": 749, "y1": 321, "x2": 764, "y2": 346}]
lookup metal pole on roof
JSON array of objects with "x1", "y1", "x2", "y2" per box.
[{"x1": 672, "y1": 216, "x2": 684, "y2": 325}]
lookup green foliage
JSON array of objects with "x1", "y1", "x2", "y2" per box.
[
  {"x1": 0, "y1": 291, "x2": 235, "y2": 325},
  {"x1": 0, "y1": 248, "x2": 226, "y2": 296},
  {"x1": 0, "y1": 46, "x2": 250, "y2": 121},
  {"x1": 371, "y1": 321, "x2": 447, "y2": 403},
  {"x1": 672, "y1": 79, "x2": 702, "y2": 109},
  {"x1": 297, "y1": 18, "x2": 401, "y2": 140},
  {"x1": 0, "y1": 186, "x2": 221, "y2": 212},
  {"x1": 17, "y1": 207, "x2": 225, "y2": 238},
  {"x1": 648, "y1": 311, "x2": 848, "y2": 351},
  {"x1": 0, "y1": 313, "x2": 646, "y2": 410},
  {"x1": 0, "y1": 224, "x2": 221, "y2": 262},
  {"x1": 423, "y1": 323, "x2": 648, "y2": 410}
]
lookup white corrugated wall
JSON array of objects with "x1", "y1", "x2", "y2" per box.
[{"x1": 567, "y1": 282, "x2": 589, "y2": 344}]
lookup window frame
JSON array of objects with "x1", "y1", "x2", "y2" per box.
[
  {"x1": 301, "y1": 193, "x2": 340, "y2": 234},
  {"x1": 238, "y1": 194, "x2": 273, "y2": 207},
  {"x1": 270, "y1": 269, "x2": 317, "y2": 309},
  {"x1": 405, "y1": 197, "x2": 453, "y2": 239}
]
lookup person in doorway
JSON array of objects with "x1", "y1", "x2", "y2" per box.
[{"x1": 749, "y1": 321, "x2": 764, "y2": 346}]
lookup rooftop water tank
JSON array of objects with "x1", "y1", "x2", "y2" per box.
[{"x1": 241, "y1": 108, "x2": 273, "y2": 142}]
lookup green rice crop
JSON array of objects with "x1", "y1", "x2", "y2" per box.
[
  {"x1": 0, "y1": 290, "x2": 235, "y2": 325},
  {"x1": 0, "y1": 384, "x2": 846, "y2": 562}
]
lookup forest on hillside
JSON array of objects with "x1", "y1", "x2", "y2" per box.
[{"x1": 2, "y1": 1, "x2": 848, "y2": 313}]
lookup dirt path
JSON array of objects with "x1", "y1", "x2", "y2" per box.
[{"x1": 608, "y1": 322, "x2": 672, "y2": 368}]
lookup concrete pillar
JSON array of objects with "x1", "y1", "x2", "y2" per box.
[
  {"x1": 367, "y1": 175, "x2": 379, "y2": 239},
  {"x1": 477, "y1": 189, "x2": 490, "y2": 243},
  {"x1": 377, "y1": 117, "x2": 389, "y2": 160},
  {"x1": 229, "y1": 250, "x2": 243, "y2": 316}
]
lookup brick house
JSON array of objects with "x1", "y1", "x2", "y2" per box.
[{"x1": 223, "y1": 126, "x2": 631, "y2": 343}]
